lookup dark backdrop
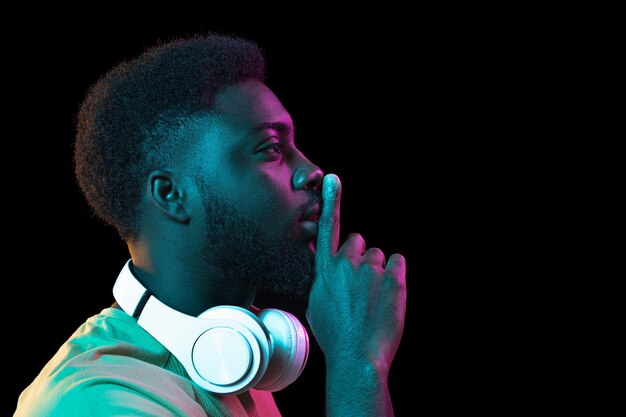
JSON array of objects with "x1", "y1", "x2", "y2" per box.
[
  {"x1": 5, "y1": 15, "x2": 565, "y2": 415},
  {"x1": 7, "y1": 22, "x2": 429, "y2": 416}
]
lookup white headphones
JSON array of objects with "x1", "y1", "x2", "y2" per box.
[{"x1": 112, "y1": 260, "x2": 309, "y2": 395}]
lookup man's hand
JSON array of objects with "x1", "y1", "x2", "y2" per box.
[{"x1": 306, "y1": 174, "x2": 407, "y2": 417}]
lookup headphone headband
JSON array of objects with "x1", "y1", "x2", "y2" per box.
[{"x1": 112, "y1": 260, "x2": 308, "y2": 394}]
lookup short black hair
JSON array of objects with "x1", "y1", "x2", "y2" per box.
[{"x1": 74, "y1": 34, "x2": 266, "y2": 241}]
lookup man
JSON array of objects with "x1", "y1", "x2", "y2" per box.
[{"x1": 15, "y1": 34, "x2": 406, "y2": 416}]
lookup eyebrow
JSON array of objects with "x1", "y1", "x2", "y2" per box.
[{"x1": 249, "y1": 121, "x2": 295, "y2": 136}]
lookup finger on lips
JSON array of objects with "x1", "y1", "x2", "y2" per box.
[{"x1": 316, "y1": 174, "x2": 342, "y2": 258}]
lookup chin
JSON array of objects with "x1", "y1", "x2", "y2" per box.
[{"x1": 262, "y1": 257, "x2": 314, "y2": 299}]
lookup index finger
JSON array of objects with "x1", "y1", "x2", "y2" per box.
[{"x1": 316, "y1": 174, "x2": 342, "y2": 260}]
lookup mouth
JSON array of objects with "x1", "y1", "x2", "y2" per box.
[
  {"x1": 299, "y1": 202, "x2": 321, "y2": 223},
  {"x1": 298, "y1": 202, "x2": 321, "y2": 240},
  {"x1": 299, "y1": 219, "x2": 318, "y2": 241},
  {"x1": 305, "y1": 213, "x2": 319, "y2": 222}
]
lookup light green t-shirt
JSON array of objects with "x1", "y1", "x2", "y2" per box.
[{"x1": 14, "y1": 308, "x2": 281, "y2": 417}]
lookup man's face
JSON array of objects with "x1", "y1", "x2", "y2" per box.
[{"x1": 185, "y1": 79, "x2": 323, "y2": 298}]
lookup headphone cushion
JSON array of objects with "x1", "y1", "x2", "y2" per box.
[
  {"x1": 255, "y1": 308, "x2": 309, "y2": 391},
  {"x1": 195, "y1": 305, "x2": 271, "y2": 393}
]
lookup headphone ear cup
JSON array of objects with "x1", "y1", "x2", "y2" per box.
[
  {"x1": 254, "y1": 308, "x2": 309, "y2": 391},
  {"x1": 194, "y1": 306, "x2": 271, "y2": 394}
]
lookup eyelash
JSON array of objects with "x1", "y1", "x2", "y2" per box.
[{"x1": 261, "y1": 141, "x2": 286, "y2": 159}]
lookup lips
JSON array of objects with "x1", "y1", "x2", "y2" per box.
[
  {"x1": 300, "y1": 203, "x2": 321, "y2": 223},
  {"x1": 300, "y1": 219, "x2": 319, "y2": 239},
  {"x1": 305, "y1": 213, "x2": 319, "y2": 222},
  {"x1": 298, "y1": 202, "x2": 321, "y2": 240}
]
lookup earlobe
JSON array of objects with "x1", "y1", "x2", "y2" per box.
[{"x1": 147, "y1": 171, "x2": 191, "y2": 224}]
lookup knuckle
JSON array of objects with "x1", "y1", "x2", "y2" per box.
[
  {"x1": 318, "y1": 215, "x2": 335, "y2": 230},
  {"x1": 360, "y1": 262, "x2": 377, "y2": 273},
  {"x1": 336, "y1": 254, "x2": 360, "y2": 271},
  {"x1": 392, "y1": 253, "x2": 406, "y2": 266},
  {"x1": 337, "y1": 254, "x2": 355, "y2": 267},
  {"x1": 384, "y1": 270, "x2": 406, "y2": 289},
  {"x1": 347, "y1": 233, "x2": 365, "y2": 245},
  {"x1": 359, "y1": 261, "x2": 383, "y2": 275},
  {"x1": 366, "y1": 247, "x2": 384, "y2": 257}
]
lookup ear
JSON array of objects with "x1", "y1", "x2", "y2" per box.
[{"x1": 146, "y1": 170, "x2": 191, "y2": 224}]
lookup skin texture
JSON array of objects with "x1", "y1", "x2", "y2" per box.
[
  {"x1": 309, "y1": 175, "x2": 406, "y2": 417},
  {"x1": 128, "y1": 79, "x2": 407, "y2": 416},
  {"x1": 129, "y1": 79, "x2": 323, "y2": 315}
]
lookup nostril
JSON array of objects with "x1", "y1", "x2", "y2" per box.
[
  {"x1": 293, "y1": 166, "x2": 324, "y2": 190},
  {"x1": 307, "y1": 168, "x2": 324, "y2": 190}
]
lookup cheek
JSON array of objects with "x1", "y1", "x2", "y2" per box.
[
  {"x1": 227, "y1": 166, "x2": 296, "y2": 221},
  {"x1": 253, "y1": 167, "x2": 297, "y2": 214}
]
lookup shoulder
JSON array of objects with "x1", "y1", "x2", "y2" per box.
[
  {"x1": 17, "y1": 378, "x2": 205, "y2": 417},
  {"x1": 15, "y1": 308, "x2": 205, "y2": 417}
]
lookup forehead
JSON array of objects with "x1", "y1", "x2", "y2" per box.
[{"x1": 212, "y1": 79, "x2": 292, "y2": 129}]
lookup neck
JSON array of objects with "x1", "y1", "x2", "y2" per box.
[{"x1": 128, "y1": 240, "x2": 255, "y2": 317}]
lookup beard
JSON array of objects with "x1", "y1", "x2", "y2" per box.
[{"x1": 196, "y1": 177, "x2": 315, "y2": 299}]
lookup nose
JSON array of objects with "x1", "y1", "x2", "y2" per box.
[{"x1": 292, "y1": 159, "x2": 323, "y2": 191}]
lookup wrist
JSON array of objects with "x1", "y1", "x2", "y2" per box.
[
  {"x1": 325, "y1": 350, "x2": 391, "y2": 379},
  {"x1": 326, "y1": 354, "x2": 389, "y2": 386},
  {"x1": 325, "y1": 356, "x2": 393, "y2": 417}
]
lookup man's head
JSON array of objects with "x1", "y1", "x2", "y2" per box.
[{"x1": 75, "y1": 35, "x2": 323, "y2": 299}]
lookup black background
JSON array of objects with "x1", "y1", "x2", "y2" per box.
[
  {"x1": 7, "y1": 22, "x2": 426, "y2": 416},
  {"x1": 6, "y1": 15, "x2": 566, "y2": 415}
]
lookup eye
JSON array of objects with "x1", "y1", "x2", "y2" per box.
[
  {"x1": 257, "y1": 140, "x2": 286, "y2": 160},
  {"x1": 267, "y1": 143, "x2": 283, "y2": 155}
]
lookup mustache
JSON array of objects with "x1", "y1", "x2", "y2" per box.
[
  {"x1": 298, "y1": 188, "x2": 323, "y2": 219},
  {"x1": 311, "y1": 188, "x2": 323, "y2": 206}
]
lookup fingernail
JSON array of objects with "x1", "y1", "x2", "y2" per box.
[{"x1": 323, "y1": 174, "x2": 339, "y2": 200}]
